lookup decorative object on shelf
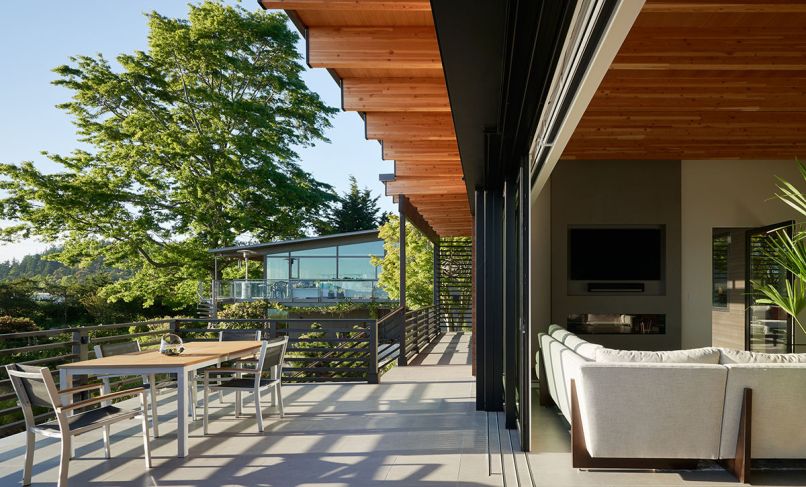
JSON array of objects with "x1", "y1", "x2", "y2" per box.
[{"x1": 159, "y1": 333, "x2": 185, "y2": 356}]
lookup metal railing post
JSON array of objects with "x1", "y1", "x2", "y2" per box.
[
  {"x1": 71, "y1": 328, "x2": 89, "y2": 399},
  {"x1": 398, "y1": 308, "x2": 408, "y2": 366},
  {"x1": 368, "y1": 320, "x2": 379, "y2": 384}
]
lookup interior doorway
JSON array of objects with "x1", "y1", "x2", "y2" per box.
[{"x1": 712, "y1": 223, "x2": 796, "y2": 352}]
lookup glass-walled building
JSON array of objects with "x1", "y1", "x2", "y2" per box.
[{"x1": 204, "y1": 229, "x2": 391, "y2": 306}]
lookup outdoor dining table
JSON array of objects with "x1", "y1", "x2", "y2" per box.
[{"x1": 58, "y1": 340, "x2": 262, "y2": 458}]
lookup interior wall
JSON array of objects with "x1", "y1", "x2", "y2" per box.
[
  {"x1": 530, "y1": 177, "x2": 552, "y2": 376},
  {"x1": 550, "y1": 160, "x2": 682, "y2": 351},
  {"x1": 681, "y1": 160, "x2": 804, "y2": 349}
]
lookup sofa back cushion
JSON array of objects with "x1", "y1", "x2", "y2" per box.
[
  {"x1": 563, "y1": 334, "x2": 603, "y2": 361},
  {"x1": 549, "y1": 325, "x2": 573, "y2": 343},
  {"x1": 595, "y1": 347, "x2": 721, "y2": 364},
  {"x1": 720, "y1": 363, "x2": 806, "y2": 459},
  {"x1": 718, "y1": 348, "x2": 806, "y2": 364},
  {"x1": 578, "y1": 363, "x2": 727, "y2": 459}
]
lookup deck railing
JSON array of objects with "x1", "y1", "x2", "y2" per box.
[
  {"x1": 0, "y1": 316, "x2": 407, "y2": 437},
  {"x1": 402, "y1": 306, "x2": 442, "y2": 365}
]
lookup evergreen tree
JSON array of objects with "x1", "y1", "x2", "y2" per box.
[{"x1": 315, "y1": 176, "x2": 382, "y2": 235}]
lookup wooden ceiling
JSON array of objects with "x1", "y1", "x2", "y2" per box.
[
  {"x1": 563, "y1": 0, "x2": 806, "y2": 160},
  {"x1": 261, "y1": 0, "x2": 471, "y2": 237}
]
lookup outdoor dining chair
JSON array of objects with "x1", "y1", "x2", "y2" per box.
[
  {"x1": 203, "y1": 336, "x2": 288, "y2": 433},
  {"x1": 5, "y1": 363, "x2": 151, "y2": 487},
  {"x1": 93, "y1": 341, "x2": 161, "y2": 436},
  {"x1": 207, "y1": 329, "x2": 262, "y2": 405}
]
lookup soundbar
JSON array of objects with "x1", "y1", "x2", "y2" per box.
[{"x1": 587, "y1": 282, "x2": 645, "y2": 293}]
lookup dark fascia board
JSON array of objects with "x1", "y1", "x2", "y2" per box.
[
  {"x1": 432, "y1": 0, "x2": 578, "y2": 202},
  {"x1": 431, "y1": 0, "x2": 508, "y2": 212},
  {"x1": 209, "y1": 229, "x2": 380, "y2": 257}
]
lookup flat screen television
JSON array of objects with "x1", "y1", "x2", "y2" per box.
[{"x1": 568, "y1": 227, "x2": 663, "y2": 281}]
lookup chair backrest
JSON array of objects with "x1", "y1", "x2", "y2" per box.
[
  {"x1": 5, "y1": 364, "x2": 60, "y2": 427},
  {"x1": 219, "y1": 329, "x2": 262, "y2": 342},
  {"x1": 94, "y1": 340, "x2": 141, "y2": 358},
  {"x1": 255, "y1": 337, "x2": 288, "y2": 385}
]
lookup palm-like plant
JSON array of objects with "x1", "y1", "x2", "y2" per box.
[{"x1": 752, "y1": 162, "x2": 806, "y2": 336}]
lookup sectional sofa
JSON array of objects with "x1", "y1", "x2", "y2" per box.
[{"x1": 538, "y1": 325, "x2": 806, "y2": 482}]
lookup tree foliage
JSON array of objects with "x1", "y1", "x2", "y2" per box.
[
  {"x1": 315, "y1": 175, "x2": 381, "y2": 235},
  {"x1": 0, "y1": 1, "x2": 336, "y2": 308},
  {"x1": 372, "y1": 215, "x2": 433, "y2": 309}
]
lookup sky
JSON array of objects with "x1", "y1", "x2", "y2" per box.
[{"x1": 0, "y1": 0, "x2": 394, "y2": 262}]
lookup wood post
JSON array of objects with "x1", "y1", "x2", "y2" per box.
[{"x1": 720, "y1": 388, "x2": 752, "y2": 484}]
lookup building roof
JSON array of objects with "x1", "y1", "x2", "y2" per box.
[{"x1": 209, "y1": 229, "x2": 380, "y2": 258}]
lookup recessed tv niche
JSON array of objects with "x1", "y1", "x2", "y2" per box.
[{"x1": 568, "y1": 226, "x2": 665, "y2": 295}]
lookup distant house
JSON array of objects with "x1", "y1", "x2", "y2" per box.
[{"x1": 202, "y1": 230, "x2": 392, "y2": 311}]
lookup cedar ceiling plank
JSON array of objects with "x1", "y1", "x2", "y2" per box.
[
  {"x1": 261, "y1": 1, "x2": 431, "y2": 11},
  {"x1": 384, "y1": 178, "x2": 467, "y2": 195},
  {"x1": 366, "y1": 112, "x2": 456, "y2": 140},
  {"x1": 382, "y1": 140, "x2": 460, "y2": 160},
  {"x1": 308, "y1": 27, "x2": 441, "y2": 70},
  {"x1": 642, "y1": 2, "x2": 806, "y2": 14},
  {"x1": 342, "y1": 77, "x2": 450, "y2": 112}
]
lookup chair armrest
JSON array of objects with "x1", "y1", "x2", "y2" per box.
[
  {"x1": 59, "y1": 382, "x2": 105, "y2": 395},
  {"x1": 204, "y1": 368, "x2": 257, "y2": 377},
  {"x1": 57, "y1": 387, "x2": 148, "y2": 413}
]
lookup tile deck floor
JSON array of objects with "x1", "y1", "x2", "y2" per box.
[{"x1": 0, "y1": 332, "x2": 804, "y2": 486}]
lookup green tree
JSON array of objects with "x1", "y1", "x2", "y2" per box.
[
  {"x1": 315, "y1": 176, "x2": 381, "y2": 235},
  {"x1": 0, "y1": 1, "x2": 336, "y2": 309},
  {"x1": 372, "y1": 215, "x2": 433, "y2": 309}
]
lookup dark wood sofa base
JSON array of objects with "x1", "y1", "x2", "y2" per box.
[{"x1": 569, "y1": 380, "x2": 753, "y2": 484}]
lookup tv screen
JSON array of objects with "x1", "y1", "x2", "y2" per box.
[{"x1": 569, "y1": 227, "x2": 663, "y2": 281}]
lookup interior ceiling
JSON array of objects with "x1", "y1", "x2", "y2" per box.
[
  {"x1": 261, "y1": 0, "x2": 472, "y2": 237},
  {"x1": 563, "y1": 0, "x2": 806, "y2": 160}
]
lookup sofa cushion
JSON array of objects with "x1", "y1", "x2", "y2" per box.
[
  {"x1": 595, "y1": 347, "x2": 721, "y2": 364},
  {"x1": 563, "y1": 334, "x2": 603, "y2": 361},
  {"x1": 549, "y1": 325, "x2": 573, "y2": 343},
  {"x1": 718, "y1": 348, "x2": 806, "y2": 364}
]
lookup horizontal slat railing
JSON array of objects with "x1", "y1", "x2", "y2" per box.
[
  {"x1": 401, "y1": 306, "x2": 442, "y2": 365},
  {"x1": 0, "y1": 315, "x2": 390, "y2": 437}
]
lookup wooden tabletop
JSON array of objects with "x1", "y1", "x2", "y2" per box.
[{"x1": 59, "y1": 341, "x2": 262, "y2": 369}]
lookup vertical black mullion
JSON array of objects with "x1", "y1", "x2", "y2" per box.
[
  {"x1": 484, "y1": 188, "x2": 505, "y2": 412},
  {"x1": 518, "y1": 161, "x2": 532, "y2": 451},
  {"x1": 434, "y1": 240, "x2": 441, "y2": 329},
  {"x1": 475, "y1": 190, "x2": 486, "y2": 410},
  {"x1": 504, "y1": 177, "x2": 518, "y2": 428}
]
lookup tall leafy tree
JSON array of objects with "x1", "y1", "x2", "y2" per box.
[
  {"x1": 371, "y1": 215, "x2": 433, "y2": 309},
  {"x1": 0, "y1": 2, "x2": 337, "y2": 307},
  {"x1": 315, "y1": 176, "x2": 381, "y2": 235}
]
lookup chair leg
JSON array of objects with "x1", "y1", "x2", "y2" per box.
[
  {"x1": 276, "y1": 383, "x2": 284, "y2": 418},
  {"x1": 189, "y1": 372, "x2": 198, "y2": 421},
  {"x1": 203, "y1": 380, "x2": 210, "y2": 436},
  {"x1": 255, "y1": 389, "x2": 264, "y2": 433},
  {"x1": 22, "y1": 430, "x2": 34, "y2": 486},
  {"x1": 102, "y1": 425, "x2": 111, "y2": 459},
  {"x1": 145, "y1": 374, "x2": 160, "y2": 438},
  {"x1": 58, "y1": 436, "x2": 71, "y2": 487},
  {"x1": 140, "y1": 394, "x2": 153, "y2": 469},
  {"x1": 235, "y1": 390, "x2": 242, "y2": 418}
]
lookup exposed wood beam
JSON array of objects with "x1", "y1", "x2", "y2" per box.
[
  {"x1": 308, "y1": 27, "x2": 441, "y2": 70},
  {"x1": 261, "y1": 0, "x2": 431, "y2": 11},
  {"x1": 342, "y1": 77, "x2": 449, "y2": 112},
  {"x1": 400, "y1": 197, "x2": 439, "y2": 243},
  {"x1": 395, "y1": 160, "x2": 463, "y2": 177},
  {"x1": 382, "y1": 140, "x2": 460, "y2": 161},
  {"x1": 366, "y1": 113, "x2": 456, "y2": 141},
  {"x1": 384, "y1": 176, "x2": 467, "y2": 195}
]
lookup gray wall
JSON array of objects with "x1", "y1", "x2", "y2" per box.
[
  {"x1": 530, "y1": 178, "x2": 552, "y2": 375},
  {"x1": 550, "y1": 160, "x2": 682, "y2": 350}
]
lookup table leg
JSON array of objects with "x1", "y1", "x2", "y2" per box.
[
  {"x1": 59, "y1": 370, "x2": 75, "y2": 458},
  {"x1": 176, "y1": 369, "x2": 189, "y2": 458}
]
